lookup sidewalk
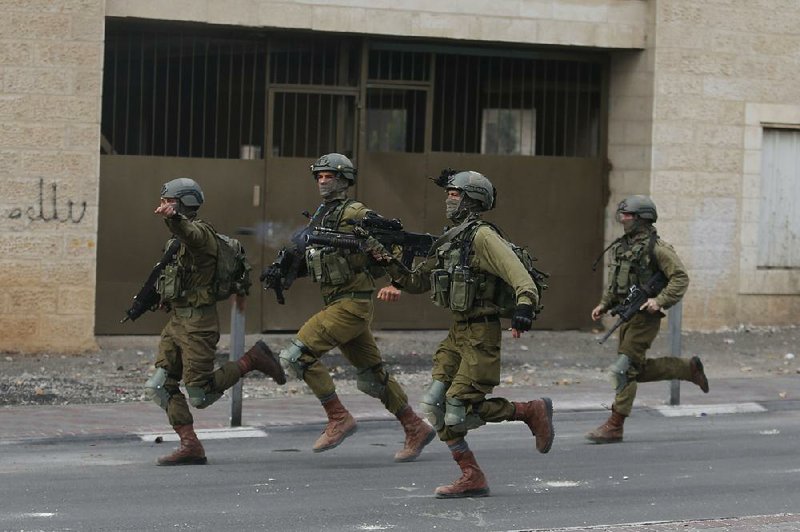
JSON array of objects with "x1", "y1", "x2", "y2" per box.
[{"x1": 1, "y1": 374, "x2": 796, "y2": 445}]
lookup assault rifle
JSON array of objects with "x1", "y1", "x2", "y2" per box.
[
  {"x1": 121, "y1": 239, "x2": 181, "y2": 323},
  {"x1": 304, "y1": 212, "x2": 437, "y2": 269},
  {"x1": 598, "y1": 271, "x2": 668, "y2": 344},
  {"x1": 260, "y1": 226, "x2": 312, "y2": 305}
]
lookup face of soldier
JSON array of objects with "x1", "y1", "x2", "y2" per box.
[
  {"x1": 617, "y1": 211, "x2": 637, "y2": 233},
  {"x1": 445, "y1": 189, "x2": 463, "y2": 220},
  {"x1": 315, "y1": 171, "x2": 348, "y2": 199}
]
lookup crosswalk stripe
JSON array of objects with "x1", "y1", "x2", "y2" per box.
[
  {"x1": 654, "y1": 402, "x2": 767, "y2": 417},
  {"x1": 137, "y1": 426, "x2": 267, "y2": 442}
]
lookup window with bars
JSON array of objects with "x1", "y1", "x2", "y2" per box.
[
  {"x1": 102, "y1": 25, "x2": 268, "y2": 159},
  {"x1": 271, "y1": 93, "x2": 355, "y2": 158},
  {"x1": 102, "y1": 23, "x2": 605, "y2": 161},
  {"x1": 432, "y1": 54, "x2": 602, "y2": 157}
]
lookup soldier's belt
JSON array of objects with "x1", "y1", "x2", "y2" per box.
[
  {"x1": 456, "y1": 314, "x2": 500, "y2": 325},
  {"x1": 324, "y1": 291, "x2": 373, "y2": 306}
]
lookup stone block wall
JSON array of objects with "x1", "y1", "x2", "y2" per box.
[
  {"x1": 607, "y1": 0, "x2": 800, "y2": 329},
  {"x1": 0, "y1": 0, "x2": 105, "y2": 353},
  {"x1": 105, "y1": 0, "x2": 648, "y2": 49}
]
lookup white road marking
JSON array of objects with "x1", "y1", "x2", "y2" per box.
[
  {"x1": 137, "y1": 426, "x2": 267, "y2": 442},
  {"x1": 654, "y1": 402, "x2": 766, "y2": 417}
]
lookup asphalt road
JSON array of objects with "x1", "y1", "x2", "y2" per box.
[{"x1": 1, "y1": 405, "x2": 798, "y2": 531}]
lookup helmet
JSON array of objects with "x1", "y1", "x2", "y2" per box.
[
  {"x1": 160, "y1": 178, "x2": 204, "y2": 208},
  {"x1": 616, "y1": 195, "x2": 657, "y2": 222},
  {"x1": 445, "y1": 171, "x2": 496, "y2": 211},
  {"x1": 310, "y1": 153, "x2": 357, "y2": 185}
]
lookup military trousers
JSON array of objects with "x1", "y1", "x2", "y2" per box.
[
  {"x1": 156, "y1": 305, "x2": 241, "y2": 426},
  {"x1": 613, "y1": 311, "x2": 693, "y2": 416},
  {"x1": 296, "y1": 297, "x2": 408, "y2": 415},
  {"x1": 432, "y1": 317, "x2": 516, "y2": 441}
]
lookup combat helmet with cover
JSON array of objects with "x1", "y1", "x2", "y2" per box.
[
  {"x1": 310, "y1": 153, "x2": 357, "y2": 185},
  {"x1": 616, "y1": 195, "x2": 657, "y2": 222},
  {"x1": 160, "y1": 177, "x2": 204, "y2": 216},
  {"x1": 436, "y1": 170, "x2": 496, "y2": 211}
]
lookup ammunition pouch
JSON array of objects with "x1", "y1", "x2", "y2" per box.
[
  {"x1": 186, "y1": 385, "x2": 222, "y2": 409},
  {"x1": 448, "y1": 266, "x2": 477, "y2": 312},
  {"x1": 144, "y1": 368, "x2": 170, "y2": 411},
  {"x1": 420, "y1": 380, "x2": 448, "y2": 430},
  {"x1": 306, "y1": 247, "x2": 353, "y2": 286},
  {"x1": 280, "y1": 338, "x2": 311, "y2": 379},
  {"x1": 157, "y1": 263, "x2": 183, "y2": 302},
  {"x1": 608, "y1": 354, "x2": 631, "y2": 392}
]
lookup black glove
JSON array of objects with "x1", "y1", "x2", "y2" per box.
[
  {"x1": 260, "y1": 264, "x2": 281, "y2": 288},
  {"x1": 511, "y1": 303, "x2": 535, "y2": 332}
]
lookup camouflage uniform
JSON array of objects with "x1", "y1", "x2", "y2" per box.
[
  {"x1": 586, "y1": 195, "x2": 709, "y2": 445},
  {"x1": 387, "y1": 217, "x2": 539, "y2": 440},
  {"x1": 147, "y1": 177, "x2": 284, "y2": 466},
  {"x1": 154, "y1": 216, "x2": 241, "y2": 427},
  {"x1": 385, "y1": 198, "x2": 554, "y2": 498},
  {"x1": 269, "y1": 155, "x2": 435, "y2": 461},
  {"x1": 294, "y1": 199, "x2": 409, "y2": 414},
  {"x1": 598, "y1": 224, "x2": 691, "y2": 416}
]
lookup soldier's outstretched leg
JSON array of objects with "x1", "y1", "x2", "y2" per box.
[
  {"x1": 510, "y1": 398, "x2": 554, "y2": 454},
  {"x1": 239, "y1": 340, "x2": 287, "y2": 384},
  {"x1": 435, "y1": 439, "x2": 490, "y2": 499},
  {"x1": 586, "y1": 408, "x2": 626, "y2": 444},
  {"x1": 157, "y1": 424, "x2": 207, "y2": 466},
  {"x1": 313, "y1": 393, "x2": 358, "y2": 452},
  {"x1": 394, "y1": 405, "x2": 436, "y2": 462}
]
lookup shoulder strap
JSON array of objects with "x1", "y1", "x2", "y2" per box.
[
  {"x1": 429, "y1": 215, "x2": 483, "y2": 257},
  {"x1": 458, "y1": 220, "x2": 491, "y2": 267}
]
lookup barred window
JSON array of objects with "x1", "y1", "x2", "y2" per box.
[
  {"x1": 433, "y1": 54, "x2": 602, "y2": 157},
  {"x1": 102, "y1": 23, "x2": 267, "y2": 159}
]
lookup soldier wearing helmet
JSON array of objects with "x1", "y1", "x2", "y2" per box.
[
  {"x1": 148, "y1": 178, "x2": 285, "y2": 466},
  {"x1": 375, "y1": 169, "x2": 554, "y2": 499},
  {"x1": 246, "y1": 153, "x2": 436, "y2": 462},
  {"x1": 586, "y1": 194, "x2": 709, "y2": 444}
]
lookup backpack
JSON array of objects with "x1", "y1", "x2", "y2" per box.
[
  {"x1": 503, "y1": 241, "x2": 549, "y2": 317},
  {"x1": 213, "y1": 232, "x2": 252, "y2": 300},
  {"x1": 462, "y1": 221, "x2": 549, "y2": 317}
]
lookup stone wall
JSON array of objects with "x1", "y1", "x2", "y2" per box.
[
  {"x1": 105, "y1": 0, "x2": 647, "y2": 49},
  {"x1": 0, "y1": 0, "x2": 105, "y2": 352},
  {"x1": 648, "y1": 0, "x2": 800, "y2": 328}
]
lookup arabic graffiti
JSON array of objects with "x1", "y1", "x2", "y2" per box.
[{"x1": 7, "y1": 178, "x2": 87, "y2": 223}]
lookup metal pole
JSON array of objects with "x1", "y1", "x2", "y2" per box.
[
  {"x1": 668, "y1": 301, "x2": 682, "y2": 406},
  {"x1": 230, "y1": 297, "x2": 246, "y2": 426}
]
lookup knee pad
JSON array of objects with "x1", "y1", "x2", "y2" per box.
[
  {"x1": 356, "y1": 365, "x2": 388, "y2": 399},
  {"x1": 144, "y1": 368, "x2": 170, "y2": 411},
  {"x1": 186, "y1": 386, "x2": 222, "y2": 409},
  {"x1": 443, "y1": 397, "x2": 485, "y2": 432},
  {"x1": 419, "y1": 380, "x2": 448, "y2": 430},
  {"x1": 608, "y1": 354, "x2": 631, "y2": 392},
  {"x1": 279, "y1": 339, "x2": 311, "y2": 380}
]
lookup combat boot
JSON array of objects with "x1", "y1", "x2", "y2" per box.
[
  {"x1": 511, "y1": 397, "x2": 554, "y2": 454},
  {"x1": 585, "y1": 409, "x2": 626, "y2": 444},
  {"x1": 157, "y1": 424, "x2": 207, "y2": 466},
  {"x1": 313, "y1": 394, "x2": 358, "y2": 452},
  {"x1": 689, "y1": 356, "x2": 709, "y2": 393},
  {"x1": 393, "y1": 406, "x2": 436, "y2": 462},
  {"x1": 238, "y1": 340, "x2": 287, "y2": 384},
  {"x1": 435, "y1": 448, "x2": 490, "y2": 499}
]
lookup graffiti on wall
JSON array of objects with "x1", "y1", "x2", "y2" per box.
[{"x1": 6, "y1": 178, "x2": 87, "y2": 223}]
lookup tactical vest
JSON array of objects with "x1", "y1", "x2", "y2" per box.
[
  {"x1": 608, "y1": 228, "x2": 660, "y2": 297},
  {"x1": 429, "y1": 217, "x2": 546, "y2": 317},
  {"x1": 305, "y1": 199, "x2": 372, "y2": 286},
  {"x1": 157, "y1": 220, "x2": 218, "y2": 307}
]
